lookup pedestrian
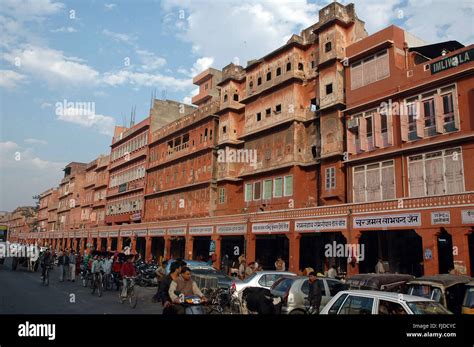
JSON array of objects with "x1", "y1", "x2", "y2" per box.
[
  {"x1": 238, "y1": 259, "x2": 246, "y2": 279},
  {"x1": 375, "y1": 258, "x2": 385, "y2": 274},
  {"x1": 327, "y1": 264, "x2": 337, "y2": 279},
  {"x1": 275, "y1": 256, "x2": 285, "y2": 271},
  {"x1": 308, "y1": 272, "x2": 322, "y2": 314},
  {"x1": 57, "y1": 250, "x2": 69, "y2": 282},
  {"x1": 221, "y1": 254, "x2": 230, "y2": 275},
  {"x1": 245, "y1": 262, "x2": 254, "y2": 277},
  {"x1": 68, "y1": 250, "x2": 76, "y2": 282},
  {"x1": 229, "y1": 258, "x2": 239, "y2": 277}
]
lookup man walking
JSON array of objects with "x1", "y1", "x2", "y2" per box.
[
  {"x1": 308, "y1": 272, "x2": 322, "y2": 314},
  {"x1": 68, "y1": 250, "x2": 76, "y2": 282},
  {"x1": 57, "y1": 250, "x2": 70, "y2": 282}
]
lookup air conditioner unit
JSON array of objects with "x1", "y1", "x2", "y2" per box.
[{"x1": 347, "y1": 117, "x2": 359, "y2": 129}]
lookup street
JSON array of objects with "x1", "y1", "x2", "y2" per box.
[{"x1": 0, "y1": 258, "x2": 162, "y2": 314}]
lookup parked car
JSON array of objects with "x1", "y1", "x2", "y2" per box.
[
  {"x1": 320, "y1": 290, "x2": 452, "y2": 315},
  {"x1": 270, "y1": 276, "x2": 347, "y2": 314},
  {"x1": 232, "y1": 271, "x2": 296, "y2": 299},
  {"x1": 346, "y1": 273, "x2": 414, "y2": 292},
  {"x1": 461, "y1": 281, "x2": 474, "y2": 314},
  {"x1": 165, "y1": 259, "x2": 236, "y2": 289},
  {"x1": 407, "y1": 274, "x2": 473, "y2": 314}
]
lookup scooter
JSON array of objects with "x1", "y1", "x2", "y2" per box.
[{"x1": 179, "y1": 294, "x2": 207, "y2": 314}]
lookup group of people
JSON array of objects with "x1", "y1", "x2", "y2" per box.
[
  {"x1": 153, "y1": 259, "x2": 206, "y2": 314},
  {"x1": 38, "y1": 248, "x2": 78, "y2": 282},
  {"x1": 220, "y1": 254, "x2": 288, "y2": 279}
]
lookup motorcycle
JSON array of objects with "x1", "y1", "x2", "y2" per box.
[{"x1": 135, "y1": 260, "x2": 158, "y2": 287}]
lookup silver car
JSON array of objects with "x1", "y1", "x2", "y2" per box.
[
  {"x1": 231, "y1": 271, "x2": 297, "y2": 300},
  {"x1": 320, "y1": 290, "x2": 452, "y2": 314},
  {"x1": 270, "y1": 276, "x2": 346, "y2": 314}
]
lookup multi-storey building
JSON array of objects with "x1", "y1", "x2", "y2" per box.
[
  {"x1": 144, "y1": 73, "x2": 220, "y2": 260},
  {"x1": 21, "y1": 1, "x2": 474, "y2": 276},
  {"x1": 38, "y1": 188, "x2": 59, "y2": 234},
  {"x1": 343, "y1": 25, "x2": 474, "y2": 276},
  {"x1": 56, "y1": 162, "x2": 87, "y2": 249},
  {"x1": 7, "y1": 207, "x2": 37, "y2": 239}
]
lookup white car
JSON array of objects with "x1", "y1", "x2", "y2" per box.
[
  {"x1": 231, "y1": 271, "x2": 297, "y2": 299},
  {"x1": 320, "y1": 290, "x2": 452, "y2": 315}
]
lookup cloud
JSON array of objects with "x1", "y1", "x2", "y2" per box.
[
  {"x1": 0, "y1": 140, "x2": 66, "y2": 211},
  {"x1": 0, "y1": 0, "x2": 64, "y2": 21},
  {"x1": 161, "y1": 0, "x2": 319, "y2": 68},
  {"x1": 104, "y1": 3, "x2": 116, "y2": 11},
  {"x1": 51, "y1": 26, "x2": 77, "y2": 33},
  {"x1": 400, "y1": 0, "x2": 474, "y2": 45},
  {"x1": 0, "y1": 69, "x2": 28, "y2": 90},
  {"x1": 55, "y1": 104, "x2": 116, "y2": 136},
  {"x1": 40, "y1": 102, "x2": 53, "y2": 108},
  {"x1": 24, "y1": 138, "x2": 48, "y2": 145},
  {"x1": 136, "y1": 49, "x2": 167, "y2": 71},
  {"x1": 102, "y1": 29, "x2": 136, "y2": 44},
  {"x1": 183, "y1": 87, "x2": 199, "y2": 105},
  {"x1": 2, "y1": 45, "x2": 99, "y2": 85},
  {"x1": 102, "y1": 70, "x2": 192, "y2": 91}
]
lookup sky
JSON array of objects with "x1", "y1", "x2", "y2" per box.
[{"x1": 0, "y1": 0, "x2": 473, "y2": 212}]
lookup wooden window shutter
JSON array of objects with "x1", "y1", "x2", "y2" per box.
[
  {"x1": 366, "y1": 167, "x2": 381, "y2": 201},
  {"x1": 425, "y1": 155, "x2": 444, "y2": 196},
  {"x1": 359, "y1": 116, "x2": 368, "y2": 151},
  {"x1": 374, "y1": 111, "x2": 383, "y2": 148},
  {"x1": 434, "y1": 93, "x2": 444, "y2": 134},
  {"x1": 408, "y1": 159, "x2": 425, "y2": 197},
  {"x1": 353, "y1": 169, "x2": 366, "y2": 203},
  {"x1": 444, "y1": 151, "x2": 464, "y2": 193},
  {"x1": 386, "y1": 111, "x2": 393, "y2": 145},
  {"x1": 416, "y1": 101, "x2": 424, "y2": 138},
  {"x1": 381, "y1": 163, "x2": 395, "y2": 200},
  {"x1": 347, "y1": 128, "x2": 356, "y2": 154},
  {"x1": 401, "y1": 110, "x2": 409, "y2": 142}
]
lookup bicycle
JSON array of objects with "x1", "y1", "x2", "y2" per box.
[
  {"x1": 91, "y1": 271, "x2": 104, "y2": 297},
  {"x1": 81, "y1": 268, "x2": 92, "y2": 288},
  {"x1": 104, "y1": 272, "x2": 114, "y2": 291},
  {"x1": 119, "y1": 276, "x2": 138, "y2": 308}
]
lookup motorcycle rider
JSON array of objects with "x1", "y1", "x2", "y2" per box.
[
  {"x1": 159, "y1": 260, "x2": 186, "y2": 314},
  {"x1": 169, "y1": 266, "x2": 206, "y2": 306}
]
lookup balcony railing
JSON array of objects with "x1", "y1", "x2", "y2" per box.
[{"x1": 151, "y1": 101, "x2": 220, "y2": 143}]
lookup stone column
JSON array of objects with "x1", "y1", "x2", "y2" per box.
[
  {"x1": 416, "y1": 228, "x2": 440, "y2": 276},
  {"x1": 448, "y1": 227, "x2": 472, "y2": 276}
]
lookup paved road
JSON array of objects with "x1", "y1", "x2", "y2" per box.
[{"x1": 0, "y1": 258, "x2": 162, "y2": 314}]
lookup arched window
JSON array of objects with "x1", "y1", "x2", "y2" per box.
[
  {"x1": 223, "y1": 94, "x2": 228, "y2": 102},
  {"x1": 286, "y1": 62, "x2": 292, "y2": 71},
  {"x1": 276, "y1": 67, "x2": 281, "y2": 76},
  {"x1": 298, "y1": 63, "x2": 304, "y2": 71},
  {"x1": 204, "y1": 128, "x2": 208, "y2": 141},
  {"x1": 233, "y1": 94, "x2": 239, "y2": 101}
]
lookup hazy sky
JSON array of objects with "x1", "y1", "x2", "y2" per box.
[{"x1": 1, "y1": 0, "x2": 472, "y2": 211}]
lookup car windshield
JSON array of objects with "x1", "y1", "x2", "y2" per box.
[
  {"x1": 462, "y1": 287, "x2": 474, "y2": 308},
  {"x1": 407, "y1": 301, "x2": 451, "y2": 314},
  {"x1": 408, "y1": 285, "x2": 442, "y2": 302},
  {"x1": 243, "y1": 273, "x2": 258, "y2": 283}
]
